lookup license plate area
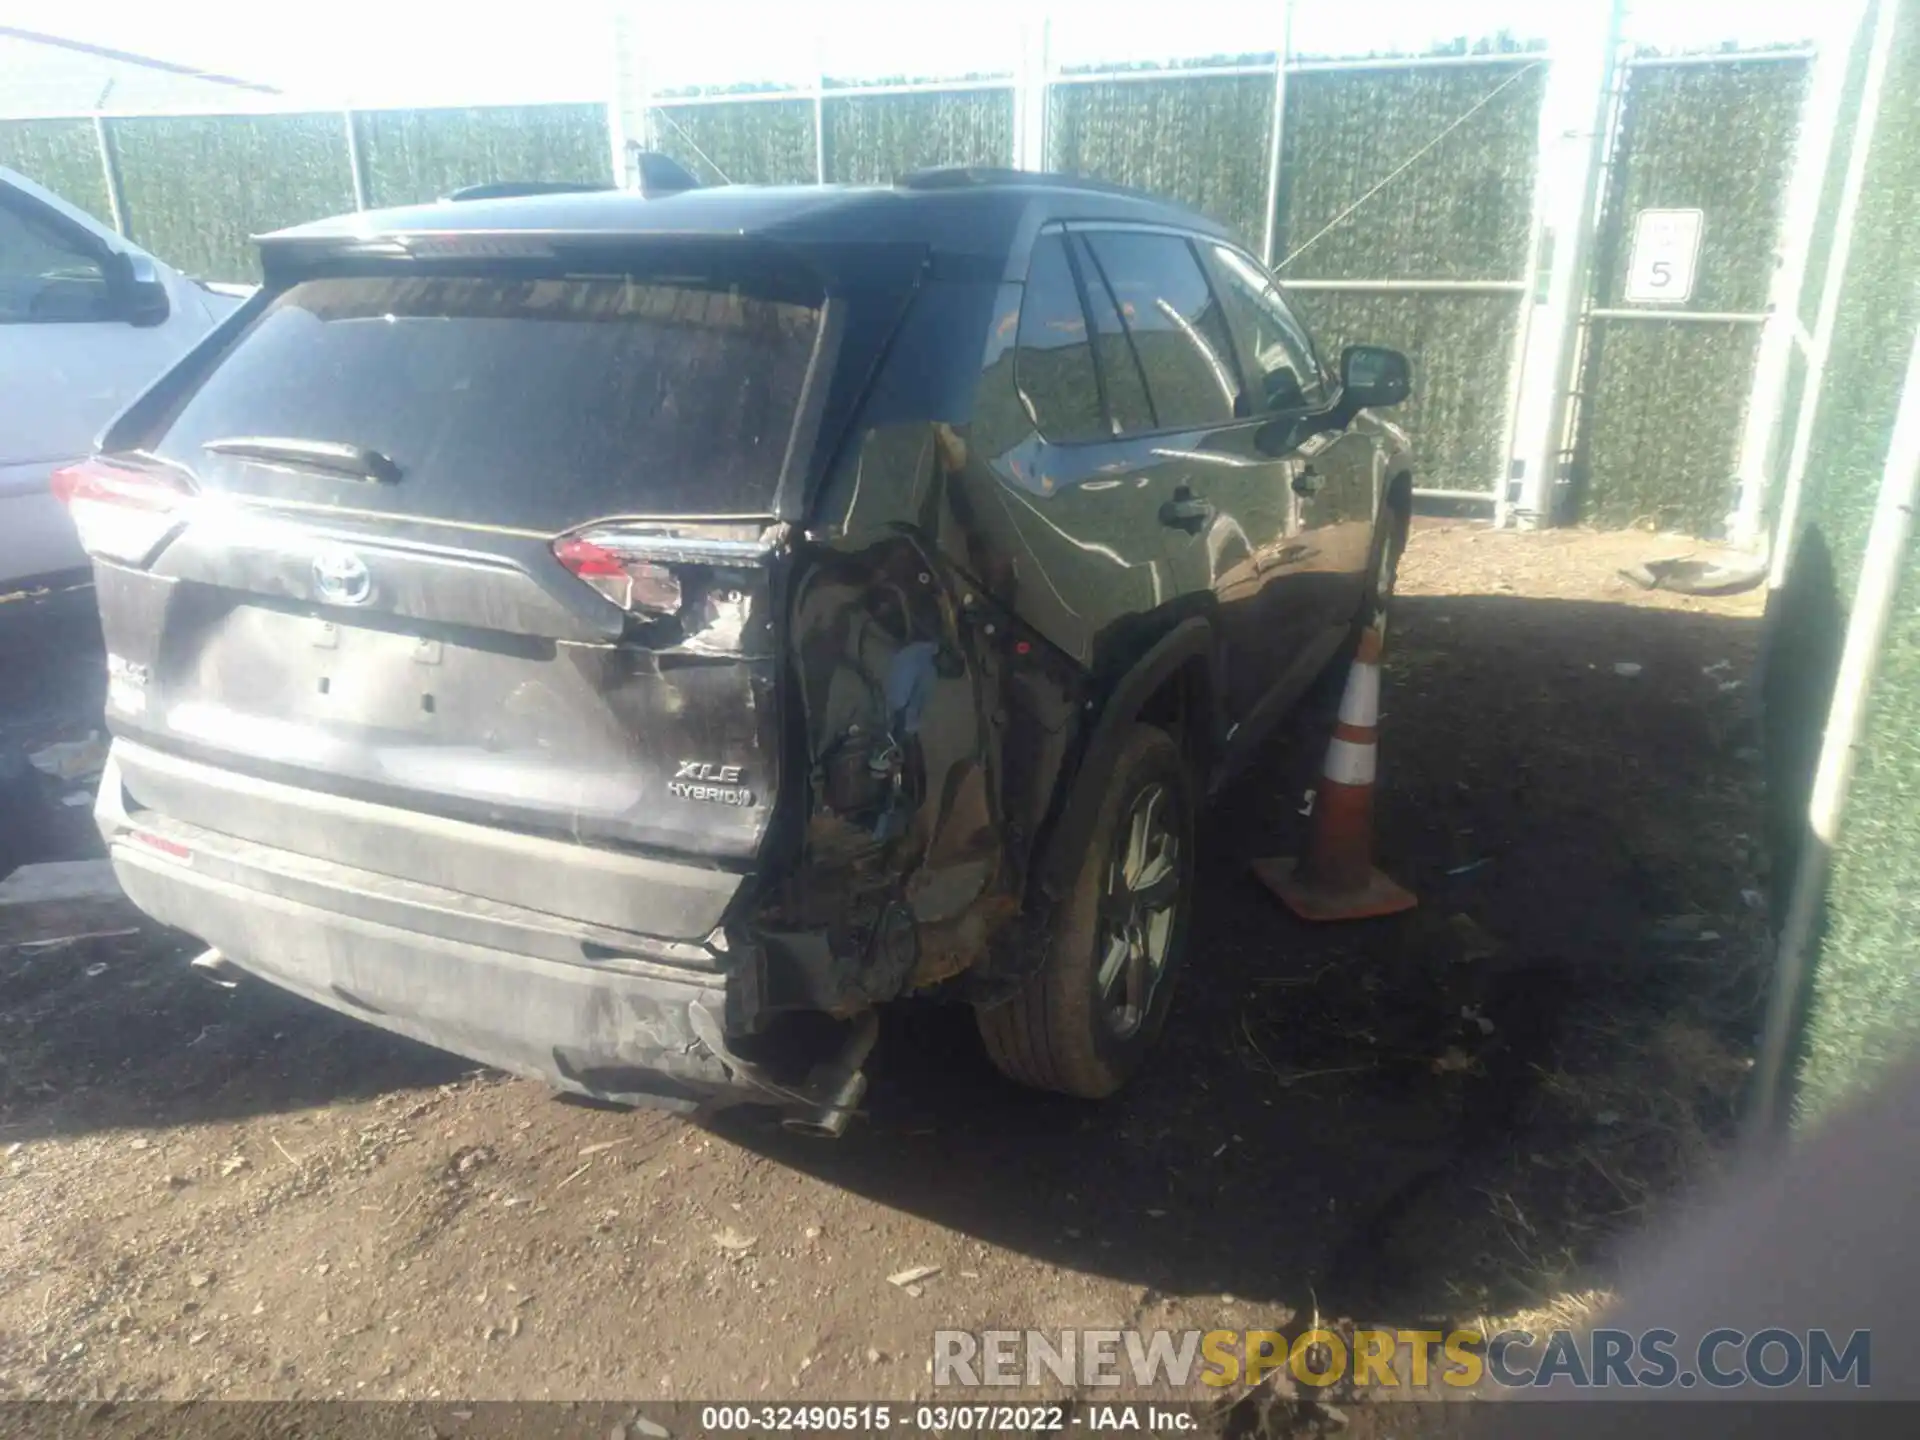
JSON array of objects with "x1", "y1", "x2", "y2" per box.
[{"x1": 302, "y1": 616, "x2": 444, "y2": 732}]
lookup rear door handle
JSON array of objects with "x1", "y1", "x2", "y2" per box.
[
  {"x1": 1291, "y1": 465, "x2": 1325, "y2": 497},
  {"x1": 1160, "y1": 492, "x2": 1215, "y2": 530}
]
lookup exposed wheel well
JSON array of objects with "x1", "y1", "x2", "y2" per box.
[{"x1": 1135, "y1": 653, "x2": 1216, "y2": 786}]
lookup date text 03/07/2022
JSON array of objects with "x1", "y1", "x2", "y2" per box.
[{"x1": 696, "y1": 1404, "x2": 1196, "y2": 1432}]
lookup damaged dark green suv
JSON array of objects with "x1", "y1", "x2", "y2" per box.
[{"x1": 63, "y1": 166, "x2": 1412, "y2": 1133}]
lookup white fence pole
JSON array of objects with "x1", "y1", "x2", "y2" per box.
[
  {"x1": 1260, "y1": 0, "x2": 1293, "y2": 266},
  {"x1": 1770, "y1": 0, "x2": 1899, "y2": 588},
  {"x1": 1506, "y1": 0, "x2": 1626, "y2": 529},
  {"x1": 91, "y1": 115, "x2": 126, "y2": 235},
  {"x1": 814, "y1": 27, "x2": 828, "y2": 184},
  {"x1": 606, "y1": 2, "x2": 647, "y2": 186},
  {"x1": 342, "y1": 111, "x2": 369, "y2": 210},
  {"x1": 1729, "y1": 15, "x2": 1858, "y2": 549},
  {"x1": 1749, "y1": 306, "x2": 1920, "y2": 1137},
  {"x1": 1015, "y1": 14, "x2": 1050, "y2": 171}
]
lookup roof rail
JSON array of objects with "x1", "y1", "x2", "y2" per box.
[
  {"x1": 445, "y1": 180, "x2": 613, "y2": 203},
  {"x1": 896, "y1": 166, "x2": 1168, "y2": 204}
]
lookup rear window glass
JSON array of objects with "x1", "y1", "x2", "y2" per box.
[{"x1": 151, "y1": 274, "x2": 822, "y2": 526}]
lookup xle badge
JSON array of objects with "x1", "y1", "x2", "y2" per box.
[{"x1": 670, "y1": 761, "x2": 754, "y2": 808}]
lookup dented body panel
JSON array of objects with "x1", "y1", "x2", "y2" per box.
[{"x1": 84, "y1": 180, "x2": 1409, "y2": 1115}]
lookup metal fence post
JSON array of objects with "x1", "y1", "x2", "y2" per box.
[
  {"x1": 605, "y1": 12, "x2": 628, "y2": 189},
  {"x1": 814, "y1": 30, "x2": 828, "y2": 185},
  {"x1": 92, "y1": 115, "x2": 127, "y2": 235},
  {"x1": 1506, "y1": 0, "x2": 1627, "y2": 529},
  {"x1": 1729, "y1": 21, "x2": 1855, "y2": 549},
  {"x1": 1259, "y1": 0, "x2": 1293, "y2": 267},
  {"x1": 343, "y1": 111, "x2": 369, "y2": 210},
  {"x1": 1770, "y1": 0, "x2": 1897, "y2": 587},
  {"x1": 606, "y1": 2, "x2": 648, "y2": 187},
  {"x1": 1750, "y1": 305, "x2": 1920, "y2": 1137},
  {"x1": 1015, "y1": 14, "x2": 1050, "y2": 171}
]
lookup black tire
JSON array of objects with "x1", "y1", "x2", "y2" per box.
[{"x1": 976, "y1": 724, "x2": 1195, "y2": 1098}]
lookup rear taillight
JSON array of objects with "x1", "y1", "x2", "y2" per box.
[
  {"x1": 553, "y1": 534, "x2": 684, "y2": 617},
  {"x1": 50, "y1": 458, "x2": 195, "y2": 567}
]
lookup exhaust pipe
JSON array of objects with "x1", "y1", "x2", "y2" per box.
[
  {"x1": 781, "y1": 1070, "x2": 868, "y2": 1139},
  {"x1": 780, "y1": 1012, "x2": 878, "y2": 1139},
  {"x1": 189, "y1": 947, "x2": 240, "y2": 989}
]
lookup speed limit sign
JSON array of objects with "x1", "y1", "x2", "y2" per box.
[{"x1": 1624, "y1": 208, "x2": 1705, "y2": 304}]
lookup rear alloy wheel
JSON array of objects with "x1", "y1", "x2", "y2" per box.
[{"x1": 977, "y1": 723, "x2": 1194, "y2": 1098}]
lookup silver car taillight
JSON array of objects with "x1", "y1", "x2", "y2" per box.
[{"x1": 50, "y1": 458, "x2": 197, "y2": 568}]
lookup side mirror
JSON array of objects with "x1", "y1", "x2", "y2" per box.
[
  {"x1": 1341, "y1": 345, "x2": 1410, "y2": 410},
  {"x1": 105, "y1": 250, "x2": 171, "y2": 328}
]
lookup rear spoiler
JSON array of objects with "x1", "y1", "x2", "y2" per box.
[{"x1": 444, "y1": 154, "x2": 700, "y2": 205}]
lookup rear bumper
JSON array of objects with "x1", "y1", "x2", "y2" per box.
[{"x1": 96, "y1": 743, "x2": 781, "y2": 1112}]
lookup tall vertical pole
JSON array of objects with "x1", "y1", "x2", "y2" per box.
[
  {"x1": 1260, "y1": 0, "x2": 1293, "y2": 267},
  {"x1": 1770, "y1": 0, "x2": 1900, "y2": 588},
  {"x1": 1015, "y1": 14, "x2": 1051, "y2": 172},
  {"x1": 1730, "y1": 11, "x2": 1860, "y2": 549},
  {"x1": 1506, "y1": 0, "x2": 1626, "y2": 529},
  {"x1": 92, "y1": 115, "x2": 126, "y2": 235},
  {"x1": 606, "y1": 1, "x2": 650, "y2": 187},
  {"x1": 343, "y1": 111, "x2": 369, "y2": 210},
  {"x1": 1749, "y1": 310, "x2": 1920, "y2": 1138},
  {"x1": 1494, "y1": 58, "x2": 1555, "y2": 527},
  {"x1": 605, "y1": 8, "x2": 628, "y2": 189},
  {"x1": 814, "y1": 27, "x2": 828, "y2": 185}
]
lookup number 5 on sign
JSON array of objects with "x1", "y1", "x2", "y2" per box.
[{"x1": 1624, "y1": 208, "x2": 1704, "y2": 304}]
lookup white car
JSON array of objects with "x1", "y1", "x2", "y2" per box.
[{"x1": 1, "y1": 166, "x2": 247, "y2": 588}]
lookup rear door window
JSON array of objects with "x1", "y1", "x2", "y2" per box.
[
  {"x1": 1081, "y1": 231, "x2": 1242, "y2": 431},
  {"x1": 1070, "y1": 234, "x2": 1156, "y2": 436},
  {"x1": 1014, "y1": 232, "x2": 1105, "y2": 442},
  {"x1": 148, "y1": 273, "x2": 822, "y2": 528}
]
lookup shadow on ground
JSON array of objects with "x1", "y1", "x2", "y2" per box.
[
  {"x1": 718, "y1": 591, "x2": 1767, "y2": 1326},
  {"x1": 3, "y1": 590, "x2": 1764, "y2": 1333}
]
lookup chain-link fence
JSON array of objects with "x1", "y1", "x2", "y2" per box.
[
  {"x1": 0, "y1": 21, "x2": 1821, "y2": 532},
  {"x1": 1572, "y1": 55, "x2": 1812, "y2": 533},
  {"x1": 1, "y1": 103, "x2": 611, "y2": 281}
]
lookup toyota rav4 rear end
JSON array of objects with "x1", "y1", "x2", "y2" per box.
[{"x1": 68, "y1": 189, "x2": 955, "y2": 1127}]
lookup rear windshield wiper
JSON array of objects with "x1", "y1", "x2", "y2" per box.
[{"x1": 202, "y1": 436, "x2": 401, "y2": 484}]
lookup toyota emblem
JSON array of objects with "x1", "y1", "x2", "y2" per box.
[{"x1": 311, "y1": 546, "x2": 372, "y2": 606}]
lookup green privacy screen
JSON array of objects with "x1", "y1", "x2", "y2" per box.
[
  {"x1": 1576, "y1": 58, "x2": 1811, "y2": 533},
  {"x1": 0, "y1": 118, "x2": 112, "y2": 223},
  {"x1": 1276, "y1": 60, "x2": 1545, "y2": 494},
  {"x1": 1048, "y1": 76, "x2": 1274, "y2": 247},
  {"x1": 823, "y1": 89, "x2": 1013, "y2": 183},
  {"x1": 1272, "y1": 60, "x2": 1544, "y2": 281},
  {"x1": 1777, "y1": 0, "x2": 1920, "y2": 1125},
  {"x1": 110, "y1": 113, "x2": 355, "y2": 282},
  {"x1": 356, "y1": 104, "x2": 609, "y2": 207},
  {"x1": 652, "y1": 99, "x2": 817, "y2": 185},
  {"x1": 1297, "y1": 291, "x2": 1522, "y2": 493}
]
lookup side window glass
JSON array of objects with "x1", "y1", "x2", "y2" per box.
[
  {"x1": 1013, "y1": 232, "x2": 1104, "y2": 442},
  {"x1": 1069, "y1": 233, "x2": 1155, "y2": 436},
  {"x1": 0, "y1": 196, "x2": 112, "y2": 325},
  {"x1": 1082, "y1": 231, "x2": 1241, "y2": 430},
  {"x1": 1205, "y1": 242, "x2": 1327, "y2": 413}
]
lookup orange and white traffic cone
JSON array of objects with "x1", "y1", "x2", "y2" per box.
[{"x1": 1251, "y1": 620, "x2": 1416, "y2": 922}]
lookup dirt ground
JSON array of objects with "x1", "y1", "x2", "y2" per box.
[{"x1": 0, "y1": 522, "x2": 1769, "y2": 1423}]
